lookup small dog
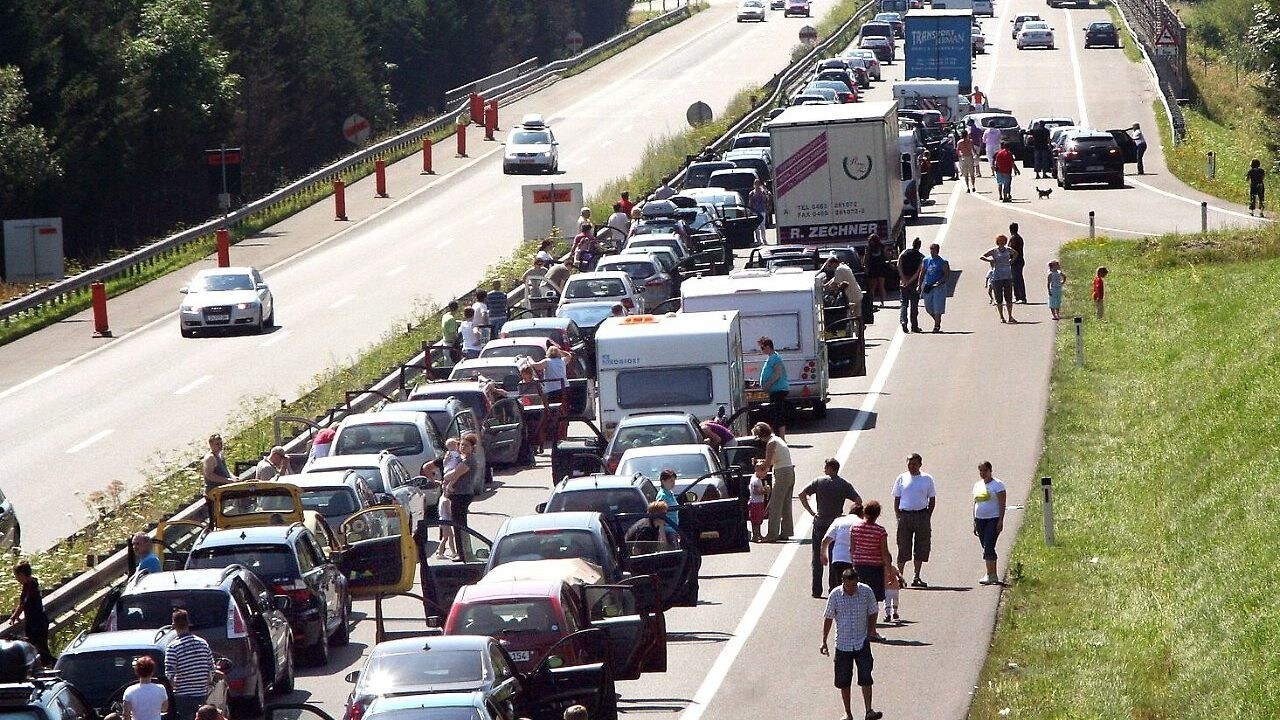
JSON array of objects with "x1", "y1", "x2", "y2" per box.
[{"x1": 1036, "y1": 187, "x2": 1053, "y2": 199}]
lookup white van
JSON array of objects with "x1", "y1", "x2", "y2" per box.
[
  {"x1": 680, "y1": 269, "x2": 864, "y2": 419},
  {"x1": 594, "y1": 312, "x2": 747, "y2": 437}
]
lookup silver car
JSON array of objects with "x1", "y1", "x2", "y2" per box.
[
  {"x1": 179, "y1": 266, "x2": 275, "y2": 336},
  {"x1": 502, "y1": 114, "x2": 559, "y2": 174},
  {"x1": 596, "y1": 253, "x2": 676, "y2": 307}
]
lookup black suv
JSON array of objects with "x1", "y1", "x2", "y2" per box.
[
  {"x1": 0, "y1": 642, "x2": 99, "y2": 720},
  {"x1": 1056, "y1": 132, "x2": 1125, "y2": 188},
  {"x1": 90, "y1": 567, "x2": 294, "y2": 715}
]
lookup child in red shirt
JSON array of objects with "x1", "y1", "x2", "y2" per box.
[{"x1": 1092, "y1": 266, "x2": 1108, "y2": 319}]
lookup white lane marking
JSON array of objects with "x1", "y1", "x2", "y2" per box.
[
  {"x1": 681, "y1": 185, "x2": 963, "y2": 720},
  {"x1": 385, "y1": 264, "x2": 408, "y2": 277},
  {"x1": 435, "y1": 238, "x2": 456, "y2": 249},
  {"x1": 258, "y1": 330, "x2": 290, "y2": 348},
  {"x1": 328, "y1": 294, "x2": 355, "y2": 310},
  {"x1": 173, "y1": 374, "x2": 212, "y2": 396},
  {"x1": 1127, "y1": 177, "x2": 1267, "y2": 222},
  {"x1": 971, "y1": 192, "x2": 1151, "y2": 235},
  {"x1": 66, "y1": 429, "x2": 114, "y2": 454},
  {"x1": 1064, "y1": 9, "x2": 1090, "y2": 127}
]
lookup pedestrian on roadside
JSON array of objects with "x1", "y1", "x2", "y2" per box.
[
  {"x1": 131, "y1": 533, "x2": 162, "y2": 575},
  {"x1": 920, "y1": 242, "x2": 950, "y2": 333},
  {"x1": 536, "y1": 239, "x2": 558, "y2": 266},
  {"x1": 485, "y1": 280, "x2": 509, "y2": 335},
  {"x1": 254, "y1": 446, "x2": 289, "y2": 481},
  {"x1": 471, "y1": 289, "x2": 490, "y2": 331},
  {"x1": 459, "y1": 307, "x2": 483, "y2": 359},
  {"x1": 973, "y1": 461, "x2": 1007, "y2": 585},
  {"x1": 882, "y1": 566, "x2": 901, "y2": 623},
  {"x1": 897, "y1": 237, "x2": 925, "y2": 333},
  {"x1": 1046, "y1": 259, "x2": 1066, "y2": 321},
  {"x1": 9, "y1": 562, "x2": 53, "y2": 666},
  {"x1": 799, "y1": 458, "x2": 863, "y2": 598},
  {"x1": 655, "y1": 469, "x2": 681, "y2": 533},
  {"x1": 820, "y1": 568, "x2": 883, "y2": 720},
  {"x1": 1008, "y1": 222, "x2": 1027, "y2": 302},
  {"x1": 956, "y1": 132, "x2": 977, "y2": 192},
  {"x1": 1128, "y1": 122, "x2": 1147, "y2": 175},
  {"x1": 891, "y1": 453, "x2": 937, "y2": 588},
  {"x1": 849, "y1": 501, "x2": 891, "y2": 632},
  {"x1": 918, "y1": 150, "x2": 935, "y2": 202},
  {"x1": 546, "y1": 259, "x2": 573, "y2": 294},
  {"x1": 201, "y1": 434, "x2": 232, "y2": 495},
  {"x1": 1092, "y1": 266, "x2": 1108, "y2": 319},
  {"x1": 654, "y1": 177, "x2": 676, "y2": 201},
  {"x1": 993, "y1": 141, "x2": 1020, "y2": 202},
  {"x1": 758, "y1": 337, "x2": 790, "y2": 438},
  {"x1": 306, "y1": 427, "x2": 335, "y2": 467},
  {"x1": 122, "y1": 656, "x2": 167, "y2": 720},
  {"x1": 820, "y1": 505, "x2": 863, "y2": 591},
  {"x1": 1029, "y1": 121, "x2": 1052, "y2": 179},
  {"x1": 983, "y1": 125, "x2": 1002, "y2": 175},
  {"x1": 441, "y1": 301, "x2": 461, "y2": 356},
  {"x1": 618, "y1": 192, "x2": 633, "y2": 216},
  {"x1": 572, "y1": 223, "x2": 599, "y2": 270},
  {"x1": 1248, "y1": 158, "x2": 1266, "y2": 217},
  {"x1": 749, "y1": 180, "x2": 771, "y2": 245},
  {"x1": 966, "y1": 119, "x2": 984, "y2": 176},
  {"x1": 861, "y1": 234, "x2": 889, "y2": 308},
  {"x1": 607, "y1": 202, "x2": 630, "y2": 238},
  {"x1": 980, "y1": 235, "x2": 1018, "y2": 323},
  {"x1": 748, "y1": 460, "x2": 768, "y2": 543},
  {"x1": 756, "y1": 422, "x2": 795, "y2": 543},
  {"x1": 164, "y1": 609, "x2": 213, "y2": 720}
]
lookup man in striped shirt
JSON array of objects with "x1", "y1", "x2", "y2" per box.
[{"x1": 165, "y1": 609, "x2": 213, "y2": 720}]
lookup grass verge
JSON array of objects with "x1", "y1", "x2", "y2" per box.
[{"x1": 969, "y1": 227, "x2": 1280, "y2": 718}]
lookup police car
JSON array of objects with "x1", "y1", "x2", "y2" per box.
[{"x1": 502, "y1": 115, "x2": 559, "y2": 174}]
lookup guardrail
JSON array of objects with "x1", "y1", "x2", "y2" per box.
[
  {"x1": 0, "y1": 2, "x2": 692, "y2": 328},
  {"x1": 446, "y1": 58, "x2": 540, "y2": 106},
  {"x1": 13, "y1": 0, "x2": 866, "y2": 647}
]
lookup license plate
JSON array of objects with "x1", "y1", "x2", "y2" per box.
[
  {"x1": 207, "y1": 314, "x2": 230, "y2": 322},
  {"x1": 1086, "y1": 165, "x2": 1104, "y2": 172},
  {"x1": 509, "y1": 650, "x2": 532, "y2": 661},
  {"x1": 520, "y1": 158, "x2": 535, "y2": 164},
  {"x1": 747, "y1": 390, "x2": 768, "y2": 402}
]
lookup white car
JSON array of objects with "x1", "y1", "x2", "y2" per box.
[
  {"x1": 595, "y1": 254, "x2": 676, "y2": 307},
  {"x1": 178, "y1": 266, "x2": 274, "y2": 337},
  {"x1": 330, "y1": 411, "x2": 444, "y2": 485},
  {"x1": 302, "y1": 452, "x2": 430, "y2": 519},
  {"x1": 1012, "y1": 13, "x2": 1043, "y2": 38},
  {"x1": 502, "y1": 114, "x2": 558, "y2": 174},
  {"x1": 737, "y1": 0, "x2": 766, "y2": 21},
  {"x1": 616, "y1": 444, "x2": 730, "y2": 501},
  {"x1": 1017, "y1": 20, "x2": 1055, "y2": 49},
  {"x1": 842, "y1": 49, "x2": 882, "y2": 81},
  {"x1": 972, "y1": 24, "x2": 987, "y2": 54},
  {"x1": 559, "y1": 270, "x2": 646, "y2": 315}
]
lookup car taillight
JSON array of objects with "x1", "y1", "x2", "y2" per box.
[
  {"x1": 1064, "y1": 150, "x2": 1079, "y2": 159},
  {"x1": 227, "y1": 602, "x2": 248, "y2": 639},
  {"x1": 1108, "y1": 148, "x2": 1120, "y2": 155},
  {"x1": 272, "y1": 580, "x2": 311, "y2": 605},
  {"x1": 344, "y1": 701, "x2": 367, "y2": 720}
]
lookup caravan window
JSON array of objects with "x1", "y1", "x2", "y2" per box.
[
  {"x1": 741, "y1": 314, "x2": 801, "y2": 352},
  {"x1": 616, "y1": 368, "x2": 713, "y2": 408}
]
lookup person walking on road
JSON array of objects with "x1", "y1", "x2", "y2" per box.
[
  {"x1": 820, "y1": 568, "x2": 884, "y2": 720},
  {"x1": 800, "y1": 459, "x2": 862, "y2": 598},
  {"x1": 966, "y1": 120, "x2": 984, "y2": 177},
  {"x1": 980, "y1": 235, "x2": 1019, "y2": 323},
  {"x1": 1008, "y1": 222, "x2": 1027, "y2": 303},
  {"x1": 973, "y1": 461, "x2": 1007, "y2": 585},
  {"x1": 756, "y1": 423, "x2": 795, "y2": 543},
  {"x1": 861, "y1": 234, "x2": 889, "y2": 308},
  {"x1": 982, "y1": 125, "x2": 1002, "y2": 175},
  {"x1": 897, "y1": 238, "x2": 925, "y2": 333},
  {"x1": 892, "y1": 453, "x2": 937, "y2": 588},
  {"x1": 821, "y1": 506, "x2": 862, "y2": 591},
  {"x1": 956, "y1": 132, "x2": 977, "y2": 192},
  {"x1": 993, "y1": 141, "x2": 1020, "y2": 202},
  {"x1": 920, "y1": 243, "x2": 950, "y2": 333},
  {"x1": 970, "y1": 86, "x2": 987, "y2": 112},
  {"x1": 1128, "y1": 123, "x2": 1147, "y2": 175},
  {"x1": 1046, "y1": 259, "x2": 1066, "y2": 321},
  {"x1": 9, "y1": 562, "x2": 53, "y2": 666},
  {"x1": 1092, "y1": 266, "x2": 1108, "y2": 319},
  {"x1": 849, "y1": 501, "x2": 892, "y2": 630},
  {"x1": 1248, "y1": 158, "x2": 1266, "y2": 217},
  {"x1": 758, "y1": 337, "x2": 790, "y2": 438},
  {"x1": 122, "y1": 656, "x2": 168, "y2": 720},
  {"x1": 201, "y1": 434, "x2": 232, "y2": 495},
  {"x1": 164, "y1": 609, "x2": 213, "y2": 720},
  {"x1": 1029, "y1": 121, "x2": 1052, "y2": 179}
]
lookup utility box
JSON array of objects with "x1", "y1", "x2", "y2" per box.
[{"x1": 3, "y1": 217, "x2": 65, "y2": 283}]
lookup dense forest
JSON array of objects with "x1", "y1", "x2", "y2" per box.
[{"x1": 0, "y1": 0, "x2": 632, "y2": 260}]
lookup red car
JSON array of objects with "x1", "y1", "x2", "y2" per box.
[{"x1": 784, "y1": 0, "x2": 812, "y2": 16}]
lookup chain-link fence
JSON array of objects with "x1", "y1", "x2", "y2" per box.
[{"x1": 1114, "y1": 0, "x2": 1188, "y2": 141}]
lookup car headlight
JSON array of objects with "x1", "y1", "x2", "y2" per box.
[{"x1": 236, "y1": 302, "x2": 258, "y2": 310}]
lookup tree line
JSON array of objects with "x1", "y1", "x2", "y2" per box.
[{"x1": 0, "y1": 0, "x2": 632, "y2": 261}]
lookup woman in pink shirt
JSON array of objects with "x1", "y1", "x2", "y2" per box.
[{"x1": 849, "y1": 500, "x2": 892, "y2": 638}]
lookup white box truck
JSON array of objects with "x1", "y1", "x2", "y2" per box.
[
  {"x1": 769, "y1": 101, "x2": 906, "y2": 252},
  {"x1": 680, "y1": 268, "x2": 866, "y2": 420},
  {"x1": 594, "y1": 311, "x2": 749, "y2": 437}
]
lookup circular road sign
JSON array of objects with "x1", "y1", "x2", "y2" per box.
[
  {"x1": 565, "y1": 30, "x2": 584, "y2": 54},
  {"x1": 799, "y1": 25, "x2": 818, "y2": 46},
  {"x1": 686, "y1": 101, "x2": 713, "y2": 127},
  {"x1": 342, "y1": 114, "x2": 371, "y2": 144}
]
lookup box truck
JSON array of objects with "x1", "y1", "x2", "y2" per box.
[
  {"x1": 893, "y1": 78, "x2": 963, "y2": 123},
  {"x1": 905, "y1": 10, "x2": 974, "y2": 94},
  {"x1": 594, "y1": 312, "x2": 748, "y2": 436},
  {"x1": 768, "y1": 101, "x2": 905, "y2": 252}
]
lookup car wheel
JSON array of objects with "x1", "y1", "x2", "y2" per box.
[
  {"x1": 278, "y1": 649, "x2": 295, "y2": 693},
  {"x1": 1110, "y1": 174, "x2": 1124, "y2": 188},
  {"x1": 814, "y1": 400, "x2": 828, "y2": 419},
  {"x1": 331, "y1": 597, "x2": 350, "y2": 647},
  {"x1": 1062, "y1": 175, "x2": 1073, "y2": 189},
  {"x1": 264, "y1": 307, "x2": 274, "y2": 328},
  {"x1": 305, "y1": 624, "x2": 330, "y2": 667}
]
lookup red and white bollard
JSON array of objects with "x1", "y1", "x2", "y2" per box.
[
  {"x1": 456, "y1": 116, "x2": 468, "y2": 158},
  {"x1": 375, "y1": 159, "x2": 388, "y2": 197},
  {"x1": 488, "y1": 99, "x2": 499, "y2": 131},
  {"x1": 469, "y1": 93, "x2": 484, "y2": 126},
  {"x1": 484, "y1": 102, "x2": 497, "y2": 141},
  {"x1": 215, "y1": 228, "x2": 230, "y2": 267},
  {"x1": 422, "y1": 137, "x2": 434, "y2": 174},
  {"x1": 334, "y1": 180, "x2": 348, "y2": 221},
  {"x1": 91, "y1": 282, "x2": 112, "y2": 338}
]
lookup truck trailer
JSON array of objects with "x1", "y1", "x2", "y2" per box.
[{"x1": 904, "y1": 10, "x2": 974, "y2": 94}]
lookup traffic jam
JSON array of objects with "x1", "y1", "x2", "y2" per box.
[{"x1": 0, "y1": 1, "x2": 1144, "y2": 720}]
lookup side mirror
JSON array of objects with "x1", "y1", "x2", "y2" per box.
[
  {"x1": 682, "y1": 490, "x2": 698, "y2": 503},
  {"x1": 546, "y1": 655, "x2": 565, "y2": 669},
  {"x1": 426, "y1": 616, "x2": 442, "y2": 628},
  {"x1": 178, "y1": 287, "x2": 188, "y2": 294},
  {"x1": 475, "y1": 547, "x2": 491, "y2": 560},
  {"x1": 272, "y1": 594, "x2": 293, "y2": 611},
  {"x1": 257, "y1": 283, "x2": 268, "y2": 290},
  {"x1": 535, "y1": 502, "x2": 548, "y2": 513},
  {"x1": 344, "y1": 671, "x2": 361, "y2": 684}
]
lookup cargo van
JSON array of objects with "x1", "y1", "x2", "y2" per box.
[{"x1": 594, "y1": 312, "x2": 747, "y2": 437}]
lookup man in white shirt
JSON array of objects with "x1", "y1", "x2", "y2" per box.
[
  {"x1": 891, "y1": 452, "x2": 937, "y2": 587},
  {"x1": 821, "y1": 507, "x2": 864, "y2": 592},
  {"x1": 983, "y1": 126, "x2": 1003, "y2": 174},
  {"x1": 470, "y1": 289, "x2": 490, "y2": 328},
  {"x1": 822, "y1": 254, "x2": 864, "y2": 310},
  {"x1": 460, "y1": 307, "x2": 483, "y2": 359},
  {"x1": 653, "y1": 177, "x2": 676, "y2": 200},
  {"x1": 606, "y1": 202, "x2": 630, "y2": 237},
  {"x1": 820, "y1": 568, "x2": 883, "y2": 720}
]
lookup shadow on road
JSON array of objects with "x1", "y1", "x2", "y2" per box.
[
  {"x1": 700, "y1": 572, "x2": 771, "y2": 580},
  {"x1": 666, "y1": 630, "x2": 733, "y2": 644}
]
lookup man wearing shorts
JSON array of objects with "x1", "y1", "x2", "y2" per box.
[
  {"x1": 980, "y1": 235, "x2": 1019, "y2": 324},
  {"x1": 892, "y1": 453, "x2": 937, "y2": 587},
  {"x1": 821, "y1": 568, "x2": 883, "y2": 720},
  {"x1": 920, "y1": 243, "x2": 950, "y2": 333}
]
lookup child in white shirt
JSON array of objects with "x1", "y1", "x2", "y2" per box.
[
  {"x1": 985, "y1": 267, "x2": 996, "y2": 305},
  {"x1": 435, "y1": 438, "x2": 462, "y2": 559}
]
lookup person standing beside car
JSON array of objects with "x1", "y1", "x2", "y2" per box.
[
  {"x1": 165, "y1": 609, "x2": 214, "y2": 720},
  {"x1": 758, "y1": 337, "x2": 790, "y2": 439},
  {"x1": 9, "y1": 562, "x2": 53, "y2": 666},
  {"x1": 1008, "y1": 222, "x2": 1027, "y2": 303},
  {"x1": 799, "y1": 458, "x2": 862, "y2": 598},
  {"x1": 201, "y1": 434, "x2": 232, "y2": 495},
  {"x1": 122, "y1": 656, "x2": 168, "y2": 720},
  {"x1": 132, "y1": 533, "x2": 162, "y2": 575},
  {"x1": 749, "y1": 180, "x2": 771, "y2": 245},
  {"x1": 757, "y1": 422, "x2": 796, "y2": 543},
  {"x1": 1128, "y1": 123, "x2": 1147, "y2": 175},
  {"x1": 1029, "y1": 121, "x2": 1052, "y2": 180}
]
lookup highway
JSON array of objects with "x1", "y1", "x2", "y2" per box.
[{"x1": 7, "y1": 0, "x2": 1269, "y2": 717}]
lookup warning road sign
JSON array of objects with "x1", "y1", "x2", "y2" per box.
[{"x1": 1154, "y1": 25, "x2": 1178, "y2": 47}]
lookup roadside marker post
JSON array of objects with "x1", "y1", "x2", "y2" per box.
[
  {"x1": 1206, "y1": 151, "x2": 1216, "y2": 180},
  {"x1": 1041, "y1": 477, "x2": 1055, "y2": 546},
  {"x1": 1201, "y1": 201, "x2": 1208, "y2": 234},
  {"x1": 422, "y1": 138, "x2": 434, "y2": 174},
  {"x1": 375, "y1": 159, "x2": 388, "y2": 198},
  {"x1": 215, "y1": 228, "x2": 230, "y2": 267},
  {"x1": 334, "y1": 180, "x2": 348, "y2": 221},
  {"x1": 91, "y1": 282, "x2": 112, "y2": 338},
  {"x1": 1074, "y1": 316, "x2": 1084, "y2": 367},
  {"x1": 456, "y1": 116, "x2": 468, "y2": 158},
  {"x1": 1088, "y1": 211, "x2": 1095, "y2": 239},
  {"x1": 469, "y1": 93, "x2": 484, "y2": 126}
]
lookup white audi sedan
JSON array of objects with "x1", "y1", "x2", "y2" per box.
[
  {"x1": 1017, "y1": 21, "x2": 1056, "y2": 49},
  {"x1": 178, "y1": 266, "x2": 275, "y2": 336},
  {"x1": 737, "y1": 0, "x2": 767, "y2": 21}
]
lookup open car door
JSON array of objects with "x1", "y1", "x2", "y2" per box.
[
  {"x1": 154, "y1": 520, "x2": 207, "y2": 571},
  {"x1": 681, "y1": 471, "x2": 751, "y2": 556},
  {"x1": 716, "y1": 205, "x2": 763, "y2": 249},
  {"x1": 620, "y1": 514, "x2": 699, "y2": 609},
  {"x1": 206, "y1": 482, "x2": 305, "y2": 529},
  {"x1": 420, "y1": 521, "x2": 492, "y2": 616},
  {"x1": 518, "y1": 635, "x2": 614, "y2": 720},
  {"x1": 825, "y1": 316, "x2": 867, "y2": 378},
  {"x1": 337, "y1": 505, "x2": 416, "y2": 598},
  {"x1": 485, "y1": 397, "x2": 525, "y2": 466},
  {"x1": 1107, "y1": 129, "x2": 1140, "y2": 164},
  {"x1": 580, "y1": 578, "x2": 667, "y2": 679}
]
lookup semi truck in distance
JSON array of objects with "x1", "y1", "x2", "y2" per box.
[{"x1": 904, "y1": 9, "x2": 974, "y2": 94}]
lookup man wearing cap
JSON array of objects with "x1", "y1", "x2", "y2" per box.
[
  {"x1": 820, "y1": 567, "x2": 883, "y2": 720},
  {"x1": 255, "y1": 446, "x2": 289, "y2": 481},
  {"x1": 822, "y1": 254, "x2": 863, "y2": 311}
]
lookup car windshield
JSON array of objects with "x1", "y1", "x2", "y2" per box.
[
  {"x1": 113, "y1": 590, "x2": 228, "y2": 631},
  {"x1": 547, "y1": 488, "x2": 651, "y2": 515},
  {"x1": 565, "y1": 278, "x2": 626, "y2": 299},
  {"x1": 481, "y1": 344, "x2": 547, "y2": 361},
  {"x1": 597, "y1": 261, "x2": 656, "y2": 282},
  {"x1": 733, "y1": 135, "x2": 769, "y2": 149},
  {"x1": 1023, "y1": 21, "x2": 1050, "y2": 30},
  {"x1": 335, "y1": 423, "x2": 424, "y2": 456},
  {"x1": 300, "y1": 488, "x2": 360, "y2": 520},
  {"x1": 192, "y1": 274, "x2": 254, "y2": 292},
  {"x1": 557, "y1": 304, "x2": 615, "y2": 329},
  {"x1": 492, "y1": 529, "x2": 605, "y2": 567},
  {"x1": 451, "y1": 365, "x2": 520, "y2": 385},
  {"x1": 510, "y1": 130, "x2": 550, "y2": 145},
  {"x1": 611, "y1": 423, "x2": 700, "y2": 453},
  {"x1": 984, "y1": 116, "x2": 1020, "y2": 129},
  {"x1": 454, "y1": 599, "x2": 559, "y2": 636},
  {"x1": 187, "y1": 545, "x2": 301, "y2": 580},
  {"x1": 1090, "y1": 22, "x2": 1114, "y2": 30},
  {"x1": 357, "y1": 649, "x2": 485, "y2": 695},
  {"x1": 367, "y1": 709, "x2": 480, "y2": 720},
  {"x1": 618, "y1": 453, "x2": 712, "y2": 481},
  {"x1": 58, "y1": 650, "x2": 166, "y2": 705}
]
